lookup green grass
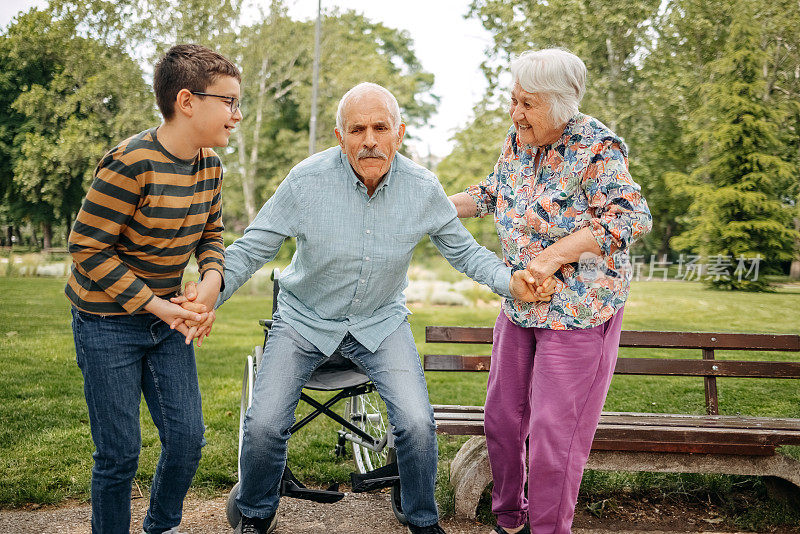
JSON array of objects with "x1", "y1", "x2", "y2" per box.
[{"x1": 1, "y1": 274, "x2": 799, "y2": 529}]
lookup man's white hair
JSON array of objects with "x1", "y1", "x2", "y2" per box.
[
  {"x1": 510, "y1": 49, "x2": 587, "y2": 125},
  {"x1": 335, "y1": 82, "x2": 402, "y2": 132}
]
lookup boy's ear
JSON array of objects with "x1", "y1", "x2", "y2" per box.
[{"x1": 174, "y1": 88, "x2": 195, "y2": 119}]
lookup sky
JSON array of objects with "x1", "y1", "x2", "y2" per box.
[{"x1": 1, "y1": 0, "x2": 496, "y2": 158}]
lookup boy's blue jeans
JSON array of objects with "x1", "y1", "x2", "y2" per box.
[
  {"x1": 236, "y1": 314, "x2": 440, "y2": 528},
  {"x1": 71, "y1": 308, "x2": 205, "y2": 534}
]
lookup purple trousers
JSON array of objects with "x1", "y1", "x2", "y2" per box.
[{"x1": 485, "y1": 309, "x2": 624, "y2": 533}]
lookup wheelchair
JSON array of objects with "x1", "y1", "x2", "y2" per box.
[{"x1": 226, "y1": 269, "x2": 406, "y2": 529}]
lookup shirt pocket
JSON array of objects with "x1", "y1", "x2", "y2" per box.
[{"x1": 392, "y1": 232, "x2": 422, "y2": 245}]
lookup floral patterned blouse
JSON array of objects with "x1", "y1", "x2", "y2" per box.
[{"x1": 466, "y1": 113, "x2": 652, "y2": 330}]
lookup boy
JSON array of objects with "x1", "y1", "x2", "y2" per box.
[{"x1": 66, "y1": 44, "x2": 241, "y2": 534}]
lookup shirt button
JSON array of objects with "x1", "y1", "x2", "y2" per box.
[
  {"x1": 365, "y1": 229, "x2": 371, "y2": 234},
  {"x1": 360, "y1": 279, "x2": 365, "y2": 284},
  {"x1": 354, "y1": 299, "x2": 360, "y2": 303},
  {"x1": 364, "y1": 257, "x2": 370, "y2": 261}
]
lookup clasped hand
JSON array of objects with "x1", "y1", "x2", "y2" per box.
[
  {"x1": 509, "y1": 256, "x2": 563, "y2": 303},
  {"x1": 168, "y1": 274, "x2": 221, "y2": 346},
  {"x1": 510, "y1": 269, "x2": 557, "y2": 303}
]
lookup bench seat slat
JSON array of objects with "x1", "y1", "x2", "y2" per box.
[
  {"x1": 589, "y1": 440, "x2": 775, "y2": 456},
  {"x1": 433, "y1": 420, "x2": 800, "y2": 447},
  {"x1": 432, "y1": 406, "x2": 800, "y2": 447},
  {"x1": 425, "y1": 327, "x2": 800, "y2": 351},
  {"x1": 433, "y1": 406, "x2": 800, "y2": 432},
  {"x1": 433, "y1": 421, "x2": 777, "y2": 455},
  {"x1": 424, "y1": 355, "x2": 800, "y2": 378}
]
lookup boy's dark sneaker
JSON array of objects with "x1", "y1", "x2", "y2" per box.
[
  {"x1": 407, "y1": 522, "x2": 447, "y2": 534},
  {"x1": 235, "y1": 513, "x2": 277, "y2": 534}
]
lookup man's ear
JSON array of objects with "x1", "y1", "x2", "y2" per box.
[
  {"x1": 174, "y1": 88, "x2": 195, "y2": 118},
  {"x1": 334, "y1": 128, "x2": 345, "y2": 149},
  {"x1": 396, "y1": 123, "x2": 406, "y2": 147}
]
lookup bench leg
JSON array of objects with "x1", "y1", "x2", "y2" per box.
[{"x1": 450, "y1": 436, "x2": 492, "y2": 519}]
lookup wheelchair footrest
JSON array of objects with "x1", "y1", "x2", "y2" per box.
[
  {"x1": 281, "y1": 466, "x2": 345, "y2": 504},
  {"x1": 350, "y1": 461, "x2": 400, "y2": 493}
]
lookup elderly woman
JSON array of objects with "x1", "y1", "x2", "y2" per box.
[{"x1": 450, "y1": 49, "x2": 652, "y2": 534}]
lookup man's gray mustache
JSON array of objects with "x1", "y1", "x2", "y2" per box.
[{"x1": 357, "y1": 148, "x2": 388, "y2": 160}]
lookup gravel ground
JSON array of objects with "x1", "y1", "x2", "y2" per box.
[{"x1": 0, "y1": 491, "x2": 761, "y2": 534}]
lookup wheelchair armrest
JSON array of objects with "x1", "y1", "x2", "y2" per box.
[{"x1": 259, "y1": 319, "x2": 274, "y2": 329}]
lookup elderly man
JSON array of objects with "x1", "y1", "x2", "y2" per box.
[{"x1": 214, "y1": 82, "x2": 545, "y2": 534}]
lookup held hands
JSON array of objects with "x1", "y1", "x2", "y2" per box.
[
  {"x1": 144, "y1": 297, "x2": 208, "y2": 341},
  {"x1": 509, "y1": 269, "x2": 558, "y2": 303},
  {"x1": 169, "y1": 271, "x2": 222, "y2": 346}
]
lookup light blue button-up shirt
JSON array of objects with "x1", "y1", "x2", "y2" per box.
[{"x1": 219, "y1": 147, "x2": 512, "y2": 355}]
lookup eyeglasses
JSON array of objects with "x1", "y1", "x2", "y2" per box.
[{"x1": 190, "y1": 91, "x2": 240, "y2": 113}]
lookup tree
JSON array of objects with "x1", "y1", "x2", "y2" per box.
[
  {"x1": 468, "y1": 0, "x2": 661, "y2": 132},
  {"x1": 436, "y1": 100, "x2": 509, "y2": 251},
  {"x1": 2, "y1": 8, "x2": 154, "y2": 247},
  {"x1": 670, "y1": 4, "x2": 797, "y2": 289},
  {"x1": 223, "y1": 5, "x2": 437, "y2": 228}
]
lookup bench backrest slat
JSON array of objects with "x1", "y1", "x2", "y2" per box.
[
  {"x1": 424, "y1": 354, "x2": 800, "y2": 378},
  {"x1": 425, "y1": 327, "x2": 800, "y2": 351},
  {"x1": 425, "y1": 327, "x2": 800, "y2": 416}
]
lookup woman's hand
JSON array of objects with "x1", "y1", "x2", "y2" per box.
[
  {"x1": 526, "y1": 254, "x2": 564, "y2": 286},
  {"x1": 510, "y1": 270, "x2": 558, "y2": 303}
]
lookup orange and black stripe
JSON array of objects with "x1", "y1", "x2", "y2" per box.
[{"x1": 66, "y1": 128, "x2": 224, "y2": 315}]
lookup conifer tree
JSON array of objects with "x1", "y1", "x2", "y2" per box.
[{"x1": 671, "y1": 3, "x2": 796, "y2": 290}]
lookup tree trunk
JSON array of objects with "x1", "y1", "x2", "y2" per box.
[
  {"x1": 605, "y1": 37, "x2": 619, "y2": 131},
  {"x1": 42, "y1": 222, "x2": 53, "y2": 251},
  {"x1": 65, "y1": 213, "x2": 73, "y2": 245},
  {"x1": 658, "y1": 221, "x2": 674, "y2": 258},
  {"x1": 240, "y1": 57, "x2": 271, "y2": 224},
  {"x1": 13, "y1": 226, "x2": 23, "y2": 247},
  {"x1": 790, "y1": 216, "x2": 800, "y2": 280},
  {"x1": 5, "y1": 226, "x2": 12, "y2": 249}
]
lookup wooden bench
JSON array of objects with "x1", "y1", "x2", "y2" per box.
[{"x1": 424, "y1": 327, "x2": 800, "y2": 518}]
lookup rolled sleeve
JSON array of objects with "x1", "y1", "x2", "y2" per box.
[
  {"x1": 465, "y1": 171, "x2": 498, "y2": 218},
  {"x1": 582, "y1": 139, "x2": 652, "y2": 256},
  {"x1": 465, "y1": 129, "x2": 516, "y2": 218}
]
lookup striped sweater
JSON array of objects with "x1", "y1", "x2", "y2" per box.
[{"x1": 66, "y1": 127, "x2": 225, "y2": 315}]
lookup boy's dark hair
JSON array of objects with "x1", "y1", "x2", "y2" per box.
[{"x1": 154, "y1": 44, "x2": 241, "y2": 120}]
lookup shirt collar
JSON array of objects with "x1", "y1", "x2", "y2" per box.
[{"x1": 338, "y1": 148, "x2": 396, "y2": 193}]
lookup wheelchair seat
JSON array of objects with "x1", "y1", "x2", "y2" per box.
[{"x1": 305, "y1": 351, "x2": 370, "y2": 391}]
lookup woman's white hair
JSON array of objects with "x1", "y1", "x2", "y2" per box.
[
  {"x1": 336, "y1": 82, "x2": 402, "y2": 132},
  {"x1": 510, "y1": 49, "x2": 587, "y2": 125}
]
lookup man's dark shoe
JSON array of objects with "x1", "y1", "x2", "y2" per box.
[
  {"x1": 235, "y1": 513, "x2": 277, "y2": 534},
  {"x1": 407, "y1": 522, "x2": 447, "y2": 534}
]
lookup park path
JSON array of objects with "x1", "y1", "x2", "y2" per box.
[{"x1": 0, "y1": 492, "x2": 754, "y2": 534}]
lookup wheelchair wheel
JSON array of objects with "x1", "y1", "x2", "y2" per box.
[
  {"x1": 344, "y1": 390, "x2": 389, "y2": 474},
  {"x1": 226, "y1": 482, "x2": 241, "y2": 527},
  {"x1": 387, "y1": 448, "x2": 407, "y2": 525},
  {"x1": 237, "y1": 347, "x2": 260, "y2": 478},
  {"x1": 226, "y1": 482, "x2": 278, "y2": 532}
]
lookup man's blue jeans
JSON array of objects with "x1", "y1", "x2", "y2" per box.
[
  {"x1": 236, "y1": 314, "x2": 440, "y2": 527},
  {"x1": 71, "y1": 308, "x2": 205, "y2": 534}
]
